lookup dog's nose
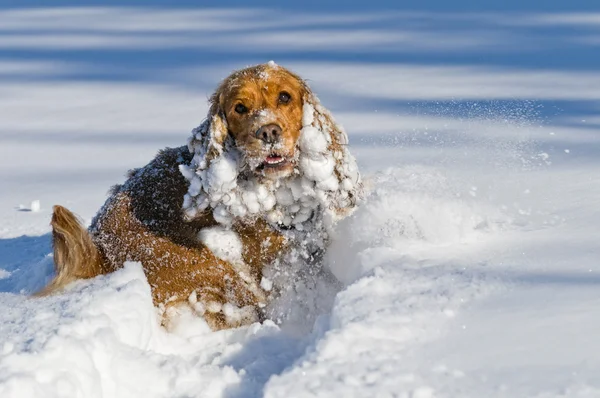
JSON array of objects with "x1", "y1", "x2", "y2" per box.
[{"x1": 256, "y1": 124, "x2": 282, "y2": 143}]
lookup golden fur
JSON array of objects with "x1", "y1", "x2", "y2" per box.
[{"x1": 39, "y1": 63, "x2": 360, "y2": 330}]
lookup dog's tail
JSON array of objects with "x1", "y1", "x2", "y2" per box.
[{"x1": 36, "y1": 205, "x2": 104, "y2": 296}]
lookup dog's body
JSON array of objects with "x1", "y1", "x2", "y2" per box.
[{"x1": 41, "y1": 63, "x2": 361, "y2": 330}]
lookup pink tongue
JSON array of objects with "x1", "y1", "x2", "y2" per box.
[{"x1": 266, "y1": 156, "x2": 283, "y2": 162}]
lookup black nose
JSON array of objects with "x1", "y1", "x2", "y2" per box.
[{"x1": 256, "y1": 124, "x2": 282, "y2": 143}]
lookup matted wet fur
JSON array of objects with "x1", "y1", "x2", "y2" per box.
[{"x1": 39, "y1": 63, "x2": 361, "y2": 330}]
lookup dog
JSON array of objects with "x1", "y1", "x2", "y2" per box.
[{"x1": 39, "y1": 62, "x2": 362, "y2": 330}]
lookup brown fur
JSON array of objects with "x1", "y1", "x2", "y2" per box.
[{"x1": 39, "y1": 63, "x2": 358, "y2": 330}]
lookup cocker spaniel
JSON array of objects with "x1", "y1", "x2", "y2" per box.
[{"x1": 40, "y1": 62, "x2": 362, "y2": 330}]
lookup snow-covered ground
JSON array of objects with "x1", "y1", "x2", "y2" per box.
[{"x1": 1, "y1": 6, "x2": 599, "y2": 398}]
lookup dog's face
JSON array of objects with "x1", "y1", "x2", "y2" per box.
[{"x1": 215, "y1": 64, "x2": 306, "y2": 179}]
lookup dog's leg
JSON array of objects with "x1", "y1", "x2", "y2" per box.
[{"x1": 36, "y1": 205, "x2": 105, "y2": 296}]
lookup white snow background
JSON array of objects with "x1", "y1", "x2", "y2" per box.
[{"x1": 1, "y1": 5, "x2": 600, "y2": 398}]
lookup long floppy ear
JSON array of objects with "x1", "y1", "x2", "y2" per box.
[
  {"x1": 180, "y1": 90, "x2": 234, "y2": 221},
  {"x1": 187, "y1": 91, "x2": 229, "y2": 169},
  {"x1": 300, "y1": 85, "x2": 363, "y2": 218}
]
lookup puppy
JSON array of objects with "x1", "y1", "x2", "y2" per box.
[{"x1": 40, "y1": 62, "x2": 362, "y2": 330}]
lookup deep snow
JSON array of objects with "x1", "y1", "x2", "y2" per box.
[{"x1": 1, "y1": 6, "x2": 600, "y2": 398}]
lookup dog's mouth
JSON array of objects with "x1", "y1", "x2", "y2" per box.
[
  {"x1": 255, "y1": 152, "x2": 295, "y2": 177},
  {"x1": 264, "y1": 154, "x2": 286, "y2": 166},
  {"x1": 259, "y1": 152, "x2": 289, "y2": 169}
]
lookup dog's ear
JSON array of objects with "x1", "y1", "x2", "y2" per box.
[
  {"x1": 300, "y1": 84, "x2": 363, "y2": 218},
  {"x1": 181, "y1": 90, "x2": 235, "y2": 221},
  {"x1": 187, "y1": 91, "x2": 229, "y2": 169}
]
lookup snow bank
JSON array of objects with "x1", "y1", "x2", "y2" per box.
[
  {"x1": 327, "y1": 166, "x2": 508, "y2": 285},
  {"x1": 0, "y1": 263, "x2": 244, "y2": 398},
  {"x1": 264, "y1": 166, "x2": 509, "y2": 397},
  {"x1": 1, "y1": 263, "x2": 161, "y2": 397}
]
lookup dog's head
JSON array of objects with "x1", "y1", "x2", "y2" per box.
[
  {"x1": 213, "y1": 63, "x2": 306, "y2": 179},
  {"x1": 182, "y1": 62, "x2": 362, "y2": 226},
  {"x1": 203, "y1": 62, "x2": 306, "y2": 180}
]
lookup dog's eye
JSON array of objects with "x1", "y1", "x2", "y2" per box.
[
  {"x1": 235, "y1": 103, "x2": 248, "y2": 114},
  {"x1": 278, "y1": 91, "x2": 291, "y2": 104}
]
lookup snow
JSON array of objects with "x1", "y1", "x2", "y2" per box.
[
  {"x1": 1, "y1": 5, "x2": 600, "y2": 398},
  {"x1": 197, "y1": 226, "x2": 244, "y2": 263},
  {"x1": 29, "y1": 200, "x2": 41, "y2": 213},
  {"x1": 0, "y1": 262, "x2": 285, "y2": 397}
]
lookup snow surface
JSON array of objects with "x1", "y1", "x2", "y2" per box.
[{"x1": 1, "y1": 6, "x2": 600, "y2": 398}]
